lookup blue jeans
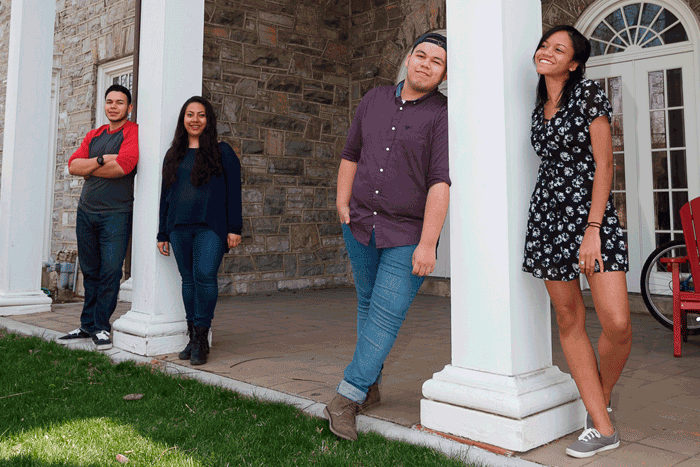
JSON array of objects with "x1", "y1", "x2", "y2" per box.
[
  {"x1": 168, "y1": 225, "x2": 225, "y2": 329},
  {"x1": 338, "y1": 224, "x2": 425, "y2": 403},
  {"x1": 76, "y1": 207, "x2": 132, "y2": 334}
]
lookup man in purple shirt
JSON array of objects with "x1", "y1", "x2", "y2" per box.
[{"x1": 324, "y1": 32, "x2": 450, "y2": 441}]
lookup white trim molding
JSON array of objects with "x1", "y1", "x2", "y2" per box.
[{"x1": 96, "y1": 56, "x2": 134, "y2": 127}]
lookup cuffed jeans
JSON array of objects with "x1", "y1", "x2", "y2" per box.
[
  {"x1": 338, "y1": 224, "x2": 425, "y2": 403},
  {"x1": 168, "y1": 225, "x2": 226, "y2": 329},
  {"x1": 76, "y1": 207, "x2": 132, "y2": 334}
]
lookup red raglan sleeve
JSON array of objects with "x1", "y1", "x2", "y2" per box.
[
  {"x1": 67, "y1": 128, "x2": 99, "y2": 168},
  {"x1": 115, "y1": 122, "x2": 139, "y2": 175}
]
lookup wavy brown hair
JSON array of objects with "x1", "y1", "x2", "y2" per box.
[{"x1": 162, "y1": 96, "x2": 222, "y2": 189}]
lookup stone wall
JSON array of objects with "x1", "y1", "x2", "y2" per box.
[
  {"x1": 52, "y1": 0, "x2": 136, "y2": 255},
  {"x1": 202, "y1": 0, "x2": 353, "y2": 294},
  {"x1": 541, "y1": 0, "x2": 700, "y2": 30},
  {"x1": 0, "y1": 1, "x2": 11, "y2": 192}
]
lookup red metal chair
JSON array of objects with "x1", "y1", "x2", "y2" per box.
[{"x1": 660, "y1": 196, "x2": 700, "y2": 357}]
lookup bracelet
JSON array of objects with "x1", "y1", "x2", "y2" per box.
[{"x1": 585, "y1": 222, "x2": 602, "y2": 231}]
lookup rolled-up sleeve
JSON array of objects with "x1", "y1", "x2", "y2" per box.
[{"x1": 340, "y1": 91, "x2": 373, "y2": 163}]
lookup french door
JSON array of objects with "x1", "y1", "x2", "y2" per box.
[{"x1": 588, "y1": 52, "x2": 699, "y2": 292}]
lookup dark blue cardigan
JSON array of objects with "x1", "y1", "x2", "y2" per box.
[{"x1": 157, "y1": 142, "x2": 242, "y2": 247}]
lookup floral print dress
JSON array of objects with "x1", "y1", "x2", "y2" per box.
[{"x1": 522, "y1": 79, "x2": 628, "y2": 281}]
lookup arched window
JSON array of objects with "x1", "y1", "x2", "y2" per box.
[{"x1": 590, "y1": 3, "x2": 688, "y2": 56}]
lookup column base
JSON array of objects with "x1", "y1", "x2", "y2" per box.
[
  {"x1": 112, "y1": 310, "x2": 188, "y2": 356},
  {"x1": 421, "y1": 364, "x2": 585, "y2": 452},
  {"x1": 0, "y1": 292, "x2": 52, "y2": 315},
  {"x1": 118, "y1": 278, "x2": 133, "y2": 302}
]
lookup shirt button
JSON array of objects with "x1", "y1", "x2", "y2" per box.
[
  {"x1": 380, "y1": 168, "x2": 383, "y2": 172},
  {"x1": 399, "y1": 107, "x2": 403, "y2": 110},
  {"x1": 391, "y1": 127, "x2": 395, "y2": 130},
  {"x1": 375, "y1": 190, "x2": 379, "y2": 194},
  {"x1": 373, "y1": 212, "x2": 377, "y2": 215},
  {"x1": 386, "y1": 147, "x2": 390, "y2": 151}
]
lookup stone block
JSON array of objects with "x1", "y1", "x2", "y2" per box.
[
  {"x1": 326, "y1": 262, "x2": 348, "y2": 274},
  {"x1": 242, "y1": 140, "x2": 264, "y2": 154},
  {"x1": 269, "y1": 158, "x2": 304, "y2": 176},
  {"x1": 266, "y1": 75, "x2": 303, "y2": 94},
  {"x1": 222, "y1": 96, "x2": 242, "y2": 122},
  {"x1": 236, "y1": 78, "x2": 257, "y2": 97},
  {"x1": 267, "y1": 235, "x2": 290, "y2": 252},
  {"x1": 231, "y1": 124, "x2": 259, "y2": 139},
  {"x1": 281, "y1": 215, "x2": 301, "y2": 224},
  {"x1": 222, "y1": 61, "x2": 261, "y2": 78},
  {"x1": 289, "y1": 99, "x2": 320, "y2": 116},
  {"x1": 291, "y1": 224, "x2": 320, "y2": 251},
  {"x1": 332, "y1": 114, "x2": 350, "y2": 136},
  {"x1": 270, "y1": 93, "x2": 289, "y2": 115},
  {"x1": 299, "y1": 264, "x2": 324, "y2": 277},
  {"x1": 306, "y1": 164, "x2": 336, "y2": 179},
  {"x1": 283, "y1": 254, "x2": 297, "y2": 277},
  {"x1": 277, "y1": 279, "x2": 312, "y2": 290},
  {"x1": 249, "y1": 281, "x2": 278, "y2": 293},
  {"x1": 223, "y1": 256, "x2": 255, "y2": 274},
  {"x1": 318, "y1": 223, "x2": 342, "y2": 237},
  {"x1": 211, "y1": 9, "x2": 245, "y2": 28},
  {"x1": 285, "y1": 139, "x2": 313, "y2": 157},
  {"x1": 246, "y1": 173, "x2": 274, "y2": 185},
  {"x1": 230, "y1": 29, "x2": 258, "y2": 45},
  {"x1": 304, "y1": 90, "x2": 334, "y2": 105},
  {"x1": 242, "y1": 203, "x2": 263, "y2": 217},
  {"x1": 242, "y1": 187, "x2": 264, "y2": 203},
  {"x1": 314, "y1": 143, "x2": 334, "y2": 160},
  {"x1": 249, "y1": 111, "x2": 306, "y2": 132},
  {"x1": 254, "y1": 254, "x2": 284, "y2": 271},
  {"x1": 288, "y1": 192, "x2": 314, "y2": 209},
  {"x1": 244, "y1": 98, "x2": 270, "y2": 112},
  {"x1": 313, "y1": 189, "x2": 327, "y2": 208},
  {"x1": 252, "y1": 217, "x2": 280, "y2": 234},
  {"x1": 316, "y1": 247, "x2": 346, "y2": 262},
  {"x1": 245, "y1": 45, "x2": 292, "y2": 69},
  {"x1": 264, "y1": 187, "x2": 286, "y2": 216},
  {"x1": 242, "y1": 155, "x2": 268, "y2": 167},
  {"x1": 299, "y1": 177, "x2": 332, "y2": 187},
  {"x1": 259, "y1": 11, "x2": 294, "y2": 28}
]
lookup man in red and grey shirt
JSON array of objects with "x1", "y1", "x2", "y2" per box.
[
  {"x1": 324, "y1": 32, "x2": 449, "y2": 441},
  {"x1": 59, "y1": 84, "x2": 139, "y2": 349}
]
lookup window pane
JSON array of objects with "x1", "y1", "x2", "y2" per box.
[
  {"x1": 620, "y1": 29, "x2": 631, "y2": 45},
  {"x1": 656, "y1": 232, "x2": 672, "y2": 248},
  {"x1": 668, "y1": 109, "x2": 685, "y2": 148},
  {"x1": 593, "y1": 22, "x2": 615, "y2": 42},
  {"x1": 608, "y1": 45, "x2": 624, "y2": 54},
  {"x1": 612, "y1": 36, "x2": 626, "y2": 47},
  {"x1": 591, "y1": 40, "x2": 606, "y2": 57},
  {"x1": 611, "y1": 114, "x2": 623, "y2": 137},
  {"x1": 670, "y1": 150, "x2": 688, "y2": 188},
  {"x1": 606, "y1": 9, "x2": 626, "y2": 32},
  {"x1": 648, "y1": 71, "x2": 665, "y2": 109},
  {"x1": 613, "y1": 192, "x2": 627, "y2": 229},
  {"x1": 613, "y1": 153, "x2": 626, "y2": 190},
  {"x1": 643, "y1": 37, "x2": 663, "y2": 48},
  {"x1": 624, "y1": 3, "x2": 641, "y2": 26},
  {"x1": 641, "y1": 29, "x2": 657, "y2": 44},
  {"x1": 641, "y1": 3, "x2": 661, "y2": 28},
  {"x1": 612, "y1": 136, "x2": 624, "y2": 152},
  {"x1": 666, "y1": 68, "x2": 683, "y2": 107},
  {"x1": 651, "y1": 9, "x2": 678, "y2": 33},
  {"x1": 655, "y1": 191, "x2": 670, "y2": 230},
  {"x1": 672, "y1": 191, "x2": 689, "y2": 231},
  {"x1": 652, "y1": 151, "x2": 668, "y2": 189},
  {"x1": 628, "y1": 26, "x2": 639, "y2": 43},
  {"x1": 650, "y1": 110, "x2": 666, "y2": 149},
  {"x1": 662, "y1": 23, "x2": 688, "y2": 44}
]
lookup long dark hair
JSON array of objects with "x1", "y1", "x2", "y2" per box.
[
  {"x1": 162, "y1": 96, "x2": 222, "y2": 189},
  {"x1": 534, "y1": 25, "x2": 591, "y2": 109}
]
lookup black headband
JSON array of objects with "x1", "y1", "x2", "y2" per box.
[{"x1": 412, "y1": 33, "x2": 447, "y2": 52}]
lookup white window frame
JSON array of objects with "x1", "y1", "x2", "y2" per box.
[{"x1": 96, "y1": 56, "x2": 134, "y2": 127}]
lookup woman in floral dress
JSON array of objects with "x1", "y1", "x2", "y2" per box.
[{"x1": 522, "y1": 25, "x2": 632, "y2": 459}]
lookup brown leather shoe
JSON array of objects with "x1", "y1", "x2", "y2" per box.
[
  {"x1": 324, "y1": 393, "x2": 359, "y2": 441},
  {"x1": 358, "y1": 382, "x2": 380, "y2": 412}
]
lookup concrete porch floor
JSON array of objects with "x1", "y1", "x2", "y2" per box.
[{"x1": 5, "y1": 286, "x2": 700, "y2": 466}]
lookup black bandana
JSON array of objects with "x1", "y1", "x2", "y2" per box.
[{"x1": 412, "y1": 33, "x2": 447, "y2": 53}]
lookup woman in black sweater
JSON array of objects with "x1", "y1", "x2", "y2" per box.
[{"x1": 157, "y1": 96, "x2": 242, "y2": 365}]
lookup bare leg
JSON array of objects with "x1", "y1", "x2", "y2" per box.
[
  {"x1": 545, "y1": 280, "x2": 614, "y2": 436},
  {"x1": 587, "y1": 272, "x2": 632, "y2": 412}
]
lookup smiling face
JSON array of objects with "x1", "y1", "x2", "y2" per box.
[
  {"x1": 104, "y1": 91, "x2": 131, "y2": 124},
  {"x1": 403, "y1": 42, "x2": 447, "y2": 96},
  {"x1": 534, "y1": 30, "x2": 579, "y2": 78},
  {"x1": 183, "y1": 102, "x2": 207, "y2": 140}
]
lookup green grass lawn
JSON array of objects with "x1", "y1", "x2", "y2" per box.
[{"x1": 0, "y1": 331, "x2": 475, "y2": 466}]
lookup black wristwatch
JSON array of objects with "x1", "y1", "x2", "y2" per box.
[{"x1": 96, "y1": 155, "x2": 105, "y2": 166}]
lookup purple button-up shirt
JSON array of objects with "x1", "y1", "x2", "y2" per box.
[{"x1": 341, "y1": 82, "x2": 449, "y2": 248}]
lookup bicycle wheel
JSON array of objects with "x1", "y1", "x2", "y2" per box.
[{"x1": 640, "y1": 240, "x2": 700, "y2": 334}]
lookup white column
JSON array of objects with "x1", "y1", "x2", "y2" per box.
[
  {"x1": 0, "y1": 0, "x2": 55, "y2": 315},
  {"x1": 420, "y1": 0, "x2": 585, "y2": 452},
  {"x1": 112, "y1": 0, "x2": 204, "y2": 355}
]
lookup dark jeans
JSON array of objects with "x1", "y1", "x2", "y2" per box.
[
  {"x1": 168, "y1": 225, "x2": 225, "y2": 329},
  {"x1": 76, "y1": 207, "x2": 132, "y2": 334}
]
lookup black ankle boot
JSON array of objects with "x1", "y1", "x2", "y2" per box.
[
  {"x1": 178, "y1": 321, "x2": 195, "y2": 360},
  {"x1": 190, "y1": 325, "x2": 210, "y2": 366}
]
